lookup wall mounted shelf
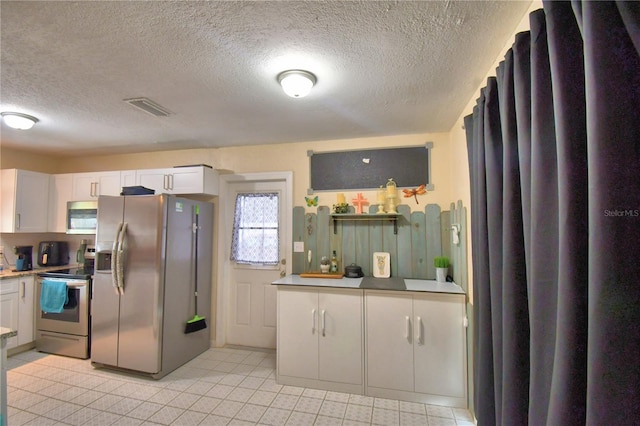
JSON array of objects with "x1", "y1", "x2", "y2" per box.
[{"x1": 330, "y1": 213, "x2": 400, "y2": 234}]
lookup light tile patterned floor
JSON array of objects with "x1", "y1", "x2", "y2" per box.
[{"x1": 6, "y1": 347, "x2": 476, "y2": 425}]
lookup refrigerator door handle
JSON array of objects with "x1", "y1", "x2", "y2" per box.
[
  {"x1": 117, "y1": 222, "x2": 128, "y2": 295},
  {"x1": 112, "y1": 222, "x2": 124, "y2": 295}
]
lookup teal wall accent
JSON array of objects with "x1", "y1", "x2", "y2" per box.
[{"x1": 292, "y1": 202, "x2": 468, "y2": 280}]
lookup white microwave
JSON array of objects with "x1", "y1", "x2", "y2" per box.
[{"x1": 67, "y1": 200, "x2": 98, "y2": 234}]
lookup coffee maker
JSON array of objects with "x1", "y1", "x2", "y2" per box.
[{"x1": 13, "y1": 245, "x2": 33, "y2": 271}]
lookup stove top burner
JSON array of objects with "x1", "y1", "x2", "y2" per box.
[{"x1": 39, "y1": 268, "x2": 93, "y2": 280}]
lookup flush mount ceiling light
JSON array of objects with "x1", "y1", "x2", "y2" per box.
[
  {"x1": 1, "y1": 112, "x2": 39, "y2": 130},
  {"x1": 277, "y1": 70, "x2": 317, "y2": 98}
]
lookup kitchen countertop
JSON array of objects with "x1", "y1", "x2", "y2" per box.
[
  {"x1": 0, "y1": 264, "x2": 82, "y2": 280},
  {"x1": 272, "y1": 274, "x2": 465, "y2": 294},
  {"x1": 0, "y1": 327, "x2": 17, "y2": 340}
]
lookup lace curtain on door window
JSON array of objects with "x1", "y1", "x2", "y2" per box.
[{"x1": 230, "y1": 192, "x2": 279, "y2": 265}]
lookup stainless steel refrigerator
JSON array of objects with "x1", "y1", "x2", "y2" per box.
[{"x1": 91, "y1": 194, "x2": 213, "y2": 379}]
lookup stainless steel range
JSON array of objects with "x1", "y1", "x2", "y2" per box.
[
  {"x1": 36, "y1": 268, "x2": 92, "y2": 359},
  {"x1": 36, "y1": 245, "x2": 94, "y2": 359}
]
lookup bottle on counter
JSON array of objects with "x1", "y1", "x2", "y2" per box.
[{"x1": 330, "y1": 250, "x2": 338, "y2": 273}]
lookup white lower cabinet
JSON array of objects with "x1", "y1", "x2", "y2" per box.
[
  {"x1": 365, "y1": 290, "x2": 467, "y2": 407},
  {"x1": 0, "y1": 276, "x2": 35, "y2": 350},
  {"x1": 17, "y1": 276, "x2": 35, "y2": 346},
  {"x1": 277, "y1": 286, "x2": 363, "y2": 394},
  {"x1": 0, "y1": 281, "x2": 19, "y2": 350}
]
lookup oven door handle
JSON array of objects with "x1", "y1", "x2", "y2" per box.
[
  {"x1": 66, "y1": 283, "x2": 87, "y2": 288},
  {"x1": 116, "y1": 222, "x2": 128, "y2": 295},
  {"x1": 112, "y1": 222, "x2": 123, "y2": 295}
]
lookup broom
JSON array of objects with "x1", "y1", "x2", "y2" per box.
[{"x1": 185, "y1": 204, "x2": 207, "y2": 333}]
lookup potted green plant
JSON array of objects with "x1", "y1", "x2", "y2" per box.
[
  {"x1": 434, "y1": 256, "x2": 449, "y2": 282},
  {"x1": 332, "y1": 202, "x2": 349, "y2": 214}
]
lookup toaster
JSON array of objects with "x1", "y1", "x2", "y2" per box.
[{"x1": 38, "y1": 241, "x2": 70, "y2": 267}]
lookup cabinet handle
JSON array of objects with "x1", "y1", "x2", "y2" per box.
[
  {"x1": 90, "y1": 182, "x2": 94, "y2": 197},
  {"x1": 94, "y1": 181, "x2": 99, "y2": 196},
  {"x1": 163, "y1": 174, "x2": 169, "y2": 190},
  {"x1": 321, "y1": 309, "x2": 326, "y2": 337},
  {"x1": 415, "y1": 316, "x2": 422, "y2": 342},
  {"x1": 168, "y1": 174, "x2": 174, "y2": 190},
  {"x1": 90, "y1": 181, "x2": 99, "y2": 197},
  {"x1": 20, "y1": 281, "x2": 25, "y2": 298},
  {"x1": 311, "y1": 309, "x2": 316, "y2": 334},
  {"x1": 405, "y1": 316, "x2": 410, "y2": 340},
  {"x1": 16, "y1": 213, "x2": 21, "y2": 229}
]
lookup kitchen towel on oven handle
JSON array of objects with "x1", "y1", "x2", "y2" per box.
[{"x1": 40, "y1": 280, "x2": 69, "y2": 313}]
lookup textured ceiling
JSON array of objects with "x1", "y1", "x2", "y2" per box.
[{"x1": 0, "y1": 1, "x2": 531, "y2": 157}]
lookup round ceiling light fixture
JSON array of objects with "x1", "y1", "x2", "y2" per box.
[
  {"x1": 1, "y1": 112, "x2": 39, "y2": 130},
  {"x1": 277, "y1": 70, "x2": 317, "y2": 98}
]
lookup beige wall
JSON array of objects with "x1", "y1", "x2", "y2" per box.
[
  {"x1": 2, "y1": 131, "x2": 452, "y2": 212},
  {"x1": 449, "y1": 0, "x2": 542, "y2": 303},
  {"x1": 0, "y1": 147, "x2": 62, "y2": 173}
]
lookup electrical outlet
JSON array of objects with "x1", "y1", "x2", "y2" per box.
[{"x1": 294, "y1": 241, "x2": 304, "y2": 252}]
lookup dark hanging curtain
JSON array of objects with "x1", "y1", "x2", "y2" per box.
[{"x1": 465, "y1": 2, "x2": 640, "y2": 425}]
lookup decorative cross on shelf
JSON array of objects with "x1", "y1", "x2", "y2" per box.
[{"x1": 351, "y1": 193, "x2": 369, "y2": 214}]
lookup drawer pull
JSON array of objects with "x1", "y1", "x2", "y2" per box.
[{"x1": 405, "y1": 316, "x2": 410, "y2": 340}]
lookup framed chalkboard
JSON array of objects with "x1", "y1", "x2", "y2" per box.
[{"x1": 308, "y1": 143, "x2": 433, "y2": 194}]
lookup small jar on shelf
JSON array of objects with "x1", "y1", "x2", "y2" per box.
[{"x1": 320, "y1": 256, "x2": 331, "y2": 273}]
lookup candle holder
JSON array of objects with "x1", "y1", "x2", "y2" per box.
[
  {"x1": 385, "y1": 178, "x2": 398, "y2": 214},
  {"x1": 376, "y1": 186, "x2": 386, "y2": 214}
]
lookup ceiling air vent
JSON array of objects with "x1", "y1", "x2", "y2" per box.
[{"x1": 124, "y1": 97, "x2": 173, "y2": 117}]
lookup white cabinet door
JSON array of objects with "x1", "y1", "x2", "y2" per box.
[
  {"x1": 15, "y1": 170, "x2": 50, "y2": 232},
  {"x1": 136, "y1": 168, "x2": 169, "y2": 194},
  {"x1": 136, "y1": 166, "x2": 219, "y2": 195},
  {"x1": 17, "y1": 276, "x2": 35, "y2": 346},
  {"x1": 318, "y1": 290, "x2": 363, "y2": 385},
  {"x1": 0, "y1": 169, "x2": 50, "y2": 233},
  {"x1": 277, "y1": 288, "x2": 319, "y2": 380},
  {"x1": 72, "y1": 171, "x2": 122, "y2": 199},
  {"x1": 72, "y1": 173, "x2": 99, "y2": 199},
  {"x1": 97, "y1": 172, "x2": 123, "y2": 196},
  {"x1": 365, "y1": 292, "x2": 414, "y2": 391},
  {"x1": 0, "y1": 279, "x2": 20, "y2": 349},
  {"x1": 121, "y1": 170, "x2": 137, "y2": 188},
  {"x1": 170, "y1": 167, "x2": 203, "y2": 193},
  {"x1": 48, "y1": 173, "x2": 73, "y2": 232},
  {"x1": 413, "y1": 293, "x2": 466, "y2": 398}
]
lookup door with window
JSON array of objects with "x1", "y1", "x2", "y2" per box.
[{"x1": 225, "y1": 179, "x2": 288, "y2": 348}]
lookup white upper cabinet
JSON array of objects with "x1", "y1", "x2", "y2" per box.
[
  {"x1": 72, "y1": 171, "x2": 123, "y2": 199},
  {"x1": 135, "y1": 169, "x2": 168, "y2": 194},
  {"x1": 136, "y1": 166, "x2": 219, "y2": 196},
  {"x1": 48, "y1": 173, "x2": 73, "y2": 233},
  {"x1": 121, "y1": 170, "x2": 137, "y2": 188},
  {"x1": 1, "y1": 169, "x2": 50, "y2": 233}
]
